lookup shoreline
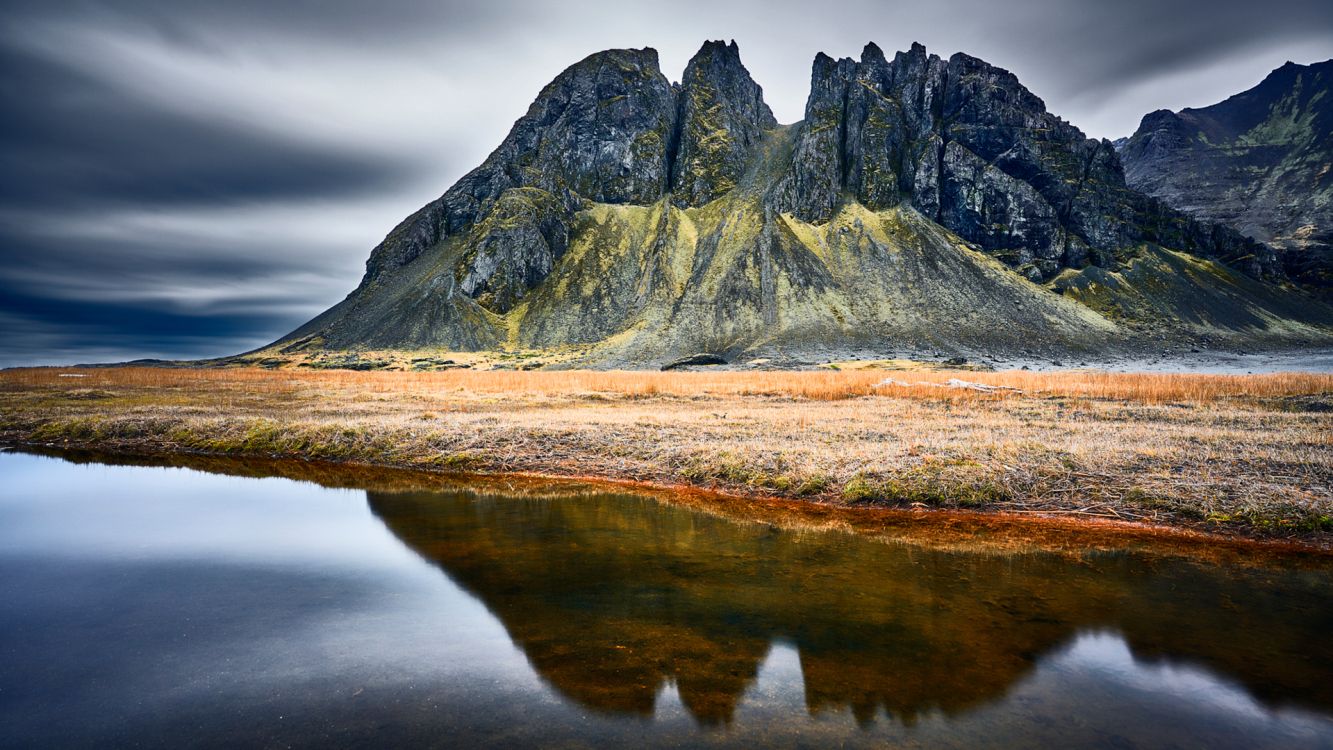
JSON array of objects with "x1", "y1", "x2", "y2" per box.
[
  {"x1": 2, "y1": 366, "x2": 1329, "y2": 551},
  {"x1": 9, "y1": 441, "x2": 1332, "y2": 564}
]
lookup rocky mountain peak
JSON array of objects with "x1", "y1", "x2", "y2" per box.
[
  {"x1": 1120, "y1": 57, "x2": 1333, "y2": 288},
  {"x1": 861, "y1": 41, "x2": 887, "y2": 65},
  {"x1": 672, "y1": 39, "x2": 777, "y2": 206},
  {"x1": 774, "y1": 41, "x2": 1277, "y2": 280},
  {"x1": 270, "y1": 42, "x2": 1329, "y2": 363},
  {"x1": 691, "y1": 39, "x2": 740, "y2": 60},
  {"x1": 358, "y1": 46, "x2": 678, "y2": 288},
  {"x1": 358, "y1": 40, "x2": 778, "y2": 308}
]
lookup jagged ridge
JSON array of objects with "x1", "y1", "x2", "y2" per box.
[
  {"x1": 272, "y1": 41, "x2": 1333, "y2": 365},
  {"x1": 1119, "y1": 59, "x2": 1333, "y2": 289}
]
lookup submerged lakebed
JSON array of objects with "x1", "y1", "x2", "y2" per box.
[{"x1": 1, "y1": 451, "x2": 1331, "y2": 748}]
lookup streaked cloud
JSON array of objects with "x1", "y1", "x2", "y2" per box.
[{"x1": 1, "y1": 0, "x2": 1329, "y2": 365}]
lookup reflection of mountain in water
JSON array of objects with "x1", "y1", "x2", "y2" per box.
[{"x1": 367, "y1": 489, "x2": 1333, "y2": 727}]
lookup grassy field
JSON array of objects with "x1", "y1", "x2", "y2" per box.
[{"x1": 2, "y1": 367, "x2": 1330, "y2": 543}]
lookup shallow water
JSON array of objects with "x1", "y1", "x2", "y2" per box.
[{"x1": 1, "y1": 452, "x2": 1331, "y2": 748}]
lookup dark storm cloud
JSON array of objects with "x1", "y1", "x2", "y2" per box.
[
  {"x1": 0, "y1": 288, "x2": 275, "y2": 352},
  {"x1": 0, "y1": 47, "x2": 410, "y2": 209},
  {"x1": 0, "y1": 0, "x2": 501, "y2": 44},
  {"x1": 0, "y1": 224, "x2": 358, "y2": 366},
  {"x1": 1, "y1": 0, "x2": 1330, "y2": 366}
]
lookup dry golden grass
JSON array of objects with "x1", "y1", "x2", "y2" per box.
[
  {"x1": 4, "y1": 366, "x2": 1330, "y2": 403},
  {"x1": 2, "y1": 366, "x2": 1330, "y2": 541}
]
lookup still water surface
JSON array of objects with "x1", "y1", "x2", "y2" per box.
[{"x1": 1, "y1": 451, "x2": 1331, "y2": 748}]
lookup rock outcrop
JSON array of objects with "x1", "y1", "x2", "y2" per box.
[
  {"x1": 672, "y1": 40, "x2": 777, "y2": 207},
  {"x1": 362, "y1": 47, "x2": 677, "y2": 288},
  {"x1": 1119, "y1": 59, "x2": 1333, "y2": 290},
  {"x1": 268, "y1": 41, "x2": 1333, "y2": 366},
  {"x1": 774, "y1": 43, "x2": 1278, "y2": 281}
]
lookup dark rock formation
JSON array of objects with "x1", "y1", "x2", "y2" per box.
[
  {"x1": 362, "y1": 47, "x2": 677, "y2": 287},
  {"x1": 671, "y1": 40, "x2": 776, "y2": 207},
  {"x1": 357, "y1": 41, "x2": 773, "y2": 312},
  {"x1": 457, "y1": 188, "x2": 569, "y2": 313},
  {"x1": 266, "y1": 41, "x2": 1333, "y2": 364},
  {"x1": 1119, "y1": 59, "x2": 1333, "y2": 289},
  {"x1": 774, "y1": 43, "x2": 1279, "y2": 281},
  {"x1": 661, "y1": 353, "x2": 728, "y2": 371}
]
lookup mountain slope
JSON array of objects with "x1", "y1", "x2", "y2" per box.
[
  {"x1": 264, "y1": 42, "x2": 1333, "y2": 368},
  {"x1": 1119, "y1": 59, "x2": 1333, "y2": 289}
]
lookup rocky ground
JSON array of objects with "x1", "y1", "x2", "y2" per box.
[{"x1": 190, "y1": 341, "x2": 1333, "y2": 375}]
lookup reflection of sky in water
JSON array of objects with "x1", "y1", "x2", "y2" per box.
[
  {"x1": 958, "y1": 631, "x2": 1333, "y2": 748},
  {"x1": 1, "y1": 452, "x2": 1331, "y2": 749},
  {"x1": 714, "y1": 634, "x2": 1333, "y2": 747},
  {"x1": 0, "y1": 454, "x2": 413, "y2": 569}
]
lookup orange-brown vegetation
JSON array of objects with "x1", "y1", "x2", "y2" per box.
[
  {"x1": 4, "y1": 366, "x2": 1329, "y2": 402},
  {"x1": 2, "y1": 366, "x2": 1329, "y2": 542}
]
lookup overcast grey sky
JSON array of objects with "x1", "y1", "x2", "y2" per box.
[{"x1": 2, "y1": 0, "x2": 1331, "y2": 366}]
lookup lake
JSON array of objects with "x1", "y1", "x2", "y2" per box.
[{"x1": 1, "y1": 450, "x2": 1331, "y2": 748}]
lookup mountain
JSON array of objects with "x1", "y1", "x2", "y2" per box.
[
  {"x1": 1118, "y1": 59, "x2": 1333, "y2": 290},
  {"x1": 261, "y1": 42, "x2": 1333, "y2": 368}
]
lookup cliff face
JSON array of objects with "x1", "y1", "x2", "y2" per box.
[
  {"x1": 774, "y1": 43, "x2": 1278, "y2": 281},
  {"x1": 360, "y1": 47, "x2": 677, "y2": 288},
  {"x1": 272, "y1": 42, "x2": 1333, "y2": 365},
  {"x1": 1119, "y1": 60, "x2": 1333, "y2": 289},
  {"x1": 672, "y1": 40, "x2": 777, "y2": 207}
]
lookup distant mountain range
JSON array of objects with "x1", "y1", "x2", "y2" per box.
[
  {"x1": 250, "y1": 42, "x2": 1333, "y2": 368},
  {"x1": 1119, "y1": 59, "x2": 1333, "y2": 291}
]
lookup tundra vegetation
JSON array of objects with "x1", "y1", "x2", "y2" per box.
[{"x1": 2, "y1": 367, "x2": 1329, "y2": 544}]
